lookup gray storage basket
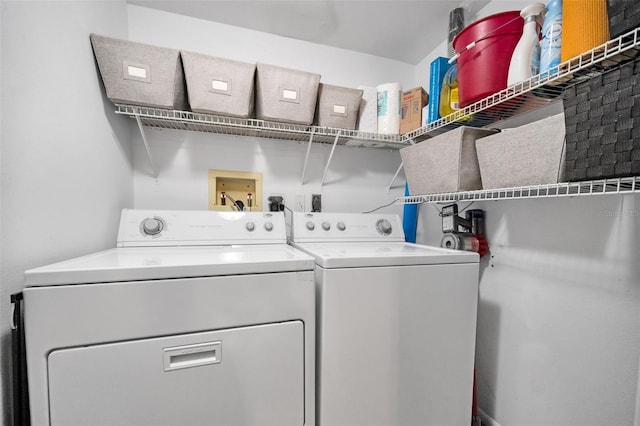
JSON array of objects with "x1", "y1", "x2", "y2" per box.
[
  {"x1": 315, "y1": 84, "x2": 363, "y2": 130},
  {"x1": 475, "y1": 113, "x2": 566, "y2": 189},
  {"x1": 181, "y1": 51, "x2": 256, "y2": 117},
  {"x1": 90, "y1": 34, "x2": 187, "y2": 110},
  {"x1": 255, "y1": 63, "x2": 321, "y2": 125},
  {"x1": 400, "y1": 127, "x2": 499, "y2": 195}
]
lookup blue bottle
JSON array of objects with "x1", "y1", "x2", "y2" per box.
[{"x1": 540, "y1": 0, "x2": 562, "y2": 75}]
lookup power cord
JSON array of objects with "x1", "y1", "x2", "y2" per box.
[
  {"x1": 362, "y1": 199, "x2": 399, "y2": 214},
  {"x1": 224, "y1": 194, "x2": 244, "y2": 211}
]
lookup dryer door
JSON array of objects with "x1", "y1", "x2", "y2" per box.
[{"x1": 47, "y1": 321, "x2": 304, "y2": 426}]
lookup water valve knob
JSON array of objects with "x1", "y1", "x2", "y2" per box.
[
  {"x1": 142, "y1": 217, "x2": 164, "y2": 236},
  {"x1": 376, "y1": 219, "x2": 392, "y2": 235}
]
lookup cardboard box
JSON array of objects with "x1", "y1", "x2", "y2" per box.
[
  {"x1": 400, "y1": 87, "x2": 429, "y2": 134},
  {"x1": 427, "y1": 57, "x2": 451, "y2": 123}
]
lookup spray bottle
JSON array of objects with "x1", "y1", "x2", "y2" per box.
[
  {"x1": 540, "y1": 0, "x2": 562, "y2": 76},
  {"x1": 507, "y1": 2, "x2": 546, "y2": 86}
]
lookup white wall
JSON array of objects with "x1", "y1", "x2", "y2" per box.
[
  {"x1": 127, "y1": 5, "x2": 417, "y2": 90},
  {"x1": 0, "y1": 1, "x2": 133, "y2": 424},
  {"x1": 127, "y1": 5, "x2": 415, "y2": 214},
  {"x1": 417, "y1": 194, "x2": 640, "y2": 425}
]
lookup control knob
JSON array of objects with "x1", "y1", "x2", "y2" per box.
[
  {"x1": 322, "y1": 222, "x2": 331, "y2": 231},
  {"x1": 376, "y1": 219, "x2": 392, "y2": 236},
  {"x1": 264, "y1": 222, "x2": 274, "y2": 232},
  {"x1": 306, "y1": 222, "x2": 315, "y2": 230},
  {"x1": 246, "y1": 222, "x2": 255, "y2": 232},
  {"x1": 337, "y1": 222, "x2": 346, "y2": 231},
  {"x1": 141, "y1": 217, "x2": 164, "y2": 236}
]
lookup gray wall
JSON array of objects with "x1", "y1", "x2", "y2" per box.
[{"x1": 0, "y1": 1, "x2": 133, "y2": 424}]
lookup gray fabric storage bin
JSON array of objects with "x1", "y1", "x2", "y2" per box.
[
  {"x1": 476, "y1": 113, "x2": 566, "y2": 189},
  {"x1": 400, "y1": 127, "x2": 499, "y2": 194},
  {"x1": 181, "y1": 51, "x2": 256, "y2": 117},
  {"x1": 255, "y1": 63, "x2": 321, "y2": 125},
  {"x1": 315, "y1": 84, "x2": 363, "y2": 129},
  {"x1": 90, "y1": 34, "x2": 187, "y2": 110}
]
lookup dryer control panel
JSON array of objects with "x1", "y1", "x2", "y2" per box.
[
  {"x1": 289, "y1": 212, "x2": 405, "y2": 243},
  {"x1": 117, "y1": 209, "x2": 286, "y2": 247}
]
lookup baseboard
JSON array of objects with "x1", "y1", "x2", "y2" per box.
[{"x1": 479, "y1": 408, "x2": 503, "y2": 426}]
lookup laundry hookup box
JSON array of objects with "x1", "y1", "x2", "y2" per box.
[
  {"x1": 90, "y1": 34, "x2": 187, "y2": 110},
  {"x1": 400, "y1": 127, "x2": 498, "y2": 195},
  {"x1": 315, "y1": 83, "x2": 363, "y2": 130},
  {"x1": 255, "y1": 63, "x2": 321, "y2": 125},
  {"x1": 181, "y1": 51, "x2": 256, "y2": 118}
]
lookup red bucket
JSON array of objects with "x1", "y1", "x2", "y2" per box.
[{"x1": 453, "y1": 11, "x2": 524, "y2": 108}]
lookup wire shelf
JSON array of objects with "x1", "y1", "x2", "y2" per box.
[
  {"x1": 117, "y1": 27, "x2": 640, "y2": 184},
  {"x1": 405, "y1": 27, "x2": 640, "y2": 141},
  {"x1": 116, "y1": 28, "x2": 640, "y2": 150},
  {"x1": 397, "y1": 176, "x2": 640, "y2": 204},
  {"x1": 115, "y1": 104, "x2": 409, "y2": 150}
]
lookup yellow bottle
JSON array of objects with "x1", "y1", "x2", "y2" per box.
[{"x1": 439, "y1": 64, "x2": 461, "y2": 117}]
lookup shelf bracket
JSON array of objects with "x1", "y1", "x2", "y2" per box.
[
  {"x1": 387, "y1": 162, "x2": 404, "y2": 192},
  {"x1": 300, "y1": 128, "x2": 315, "y2": 186},
  {"x1": 320, "y1": 131, "x2": 341, "y2": 187},
  {"x1": 134, "y1": 113, "x2": 159, "y2": 180}
]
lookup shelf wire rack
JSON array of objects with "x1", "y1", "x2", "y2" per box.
[
  {"x1": 405, "y1": 27, "x2": 640, "y2": 142},
  {"x1": 116, "y1": 27, "x2": 640, "y2": 186},
  {"x1": 398, "y1": 176, "x2": 640, "y2": 204},
  {"x1": 115, "y1": 105, "x2": 408, "y2": 150},
  {"x1": 116, "y1": 28, "x2": 640, "y2": 149}
]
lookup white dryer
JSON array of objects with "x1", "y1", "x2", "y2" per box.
[
  {"x1": 288, "y1": 212, "x2": 479, "y2": 426},
  {"x1": 17, "y1": 209, "x2": 316, "y2": 426}
]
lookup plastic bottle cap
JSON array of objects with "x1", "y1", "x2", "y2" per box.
[{"x1": 520, "y1": 2, "x2": 545, "y2": 19}]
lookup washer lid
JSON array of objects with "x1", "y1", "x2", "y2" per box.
[
  {"x1": 24, "y1": 245, "x2": 315, "y2": 287},
  {"x1": 289, "y1": 241, "x2": 479, "y2": 268}
]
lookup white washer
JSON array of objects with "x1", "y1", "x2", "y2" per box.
[
  {"x1": 19, "y1": 209, "x2": 316, "y2": 426},
  {"x1": 288, "y1": 212, "x2": 479, "y2": 426}
]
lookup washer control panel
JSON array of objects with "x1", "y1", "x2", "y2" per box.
[
  {"x1": 289, "y1": 212, "x2": 405, "y2": 242},
  {"x1": 117, "y1": 210, "x2": 284, "y2": 247}
]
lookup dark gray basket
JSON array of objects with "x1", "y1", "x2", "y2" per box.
[
  {"x1": 90, "y1": 34, "x2": 187, "y2": 110},
  {"x1": 315, "y1": 84, "x2": 363, "y2": 130},
  {"x1": 181, "y1": 51, "x2": 256, "y2": 118},
  {"x1": 255, "y1": 63, "x2": 321, "y2": 125},
  {"x1": 563, "y1": 56, "x2": 640, "y2": 181},
  {"x1": 607, "y1": 0, "x2": 640, "y2": 39}
]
